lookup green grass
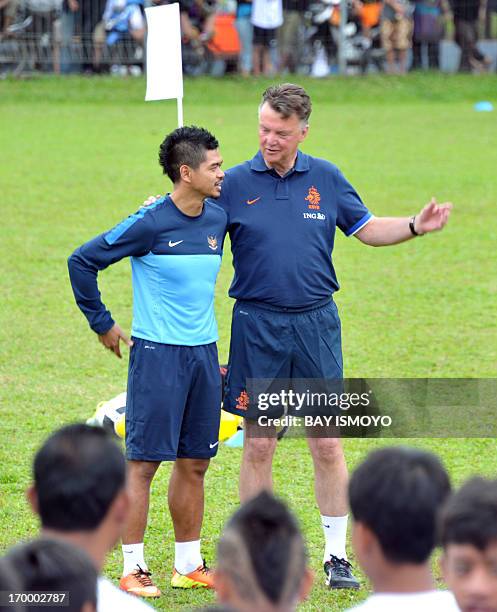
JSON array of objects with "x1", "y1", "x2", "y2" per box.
[{"x1": 1, "y1": 73, "x2": 496, "y2": 611}]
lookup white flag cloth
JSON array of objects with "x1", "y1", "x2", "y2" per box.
[{"x1": 145, "y1": 4, "x2": 183, "y2": 102}]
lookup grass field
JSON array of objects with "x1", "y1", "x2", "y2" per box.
[{"x1": 1, "y1": 73, "x2": 497, "y2": 611}]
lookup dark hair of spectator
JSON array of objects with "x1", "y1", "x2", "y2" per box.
[
  {"x1": 33, "y1": 424, "x2": 125, "y2": 531},
  {"x1": 5, "y1": 538, "x2": 98, "y2": 612},
  {"x1": 217, "y1": 491, "x2": 307, "y2": 605},
  {"x1": 159, "y1": 126, "x2": 219, "y2": 183},
  {"x1": 349, "y1": 446, "x2": 451, "y2": 564},
  {"x1": 0, "y1": 557, "x2": 25, "y2": 612},
  {"x1": 260, "y1": 83, "x2": 312, "y2": 124},
  {"x1": 440, "y1": 477, "x2": 497, "y2": 550}
]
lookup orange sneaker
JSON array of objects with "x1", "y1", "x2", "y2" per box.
[
  {"x1": 119, "y1": 566, "x2": 161, "y2": 598},
  {"x1": 170, "y1": 560, "x2": 215, "y2": 589}
]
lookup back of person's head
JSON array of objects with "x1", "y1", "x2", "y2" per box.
[
  {"x1": 440, "y1": 477, "x2": 497, "y2": 612},
  {"x1": 32, "y1": 424, "x2": 125, "y2": 531},
  {"x1": 216, "y1": 491, "x2": 312, "y2": 612},
  {"x1": 349, "y1": 446, "x2": 451, "y2": 565},
  {"x1": 0, "y1": 557, "x2": 25, "y2": 612},
  {"x1": 159, "y1": 126, "x2": 219, "y2": 183},
  {"x1": 5, "y1": 538, "x2": 97, "y2": 612}
]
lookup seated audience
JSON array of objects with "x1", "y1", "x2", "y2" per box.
[
  {"x1": 440, "y1": 477, "x2": 497, "y2": 612},
  {"x1": 26, "y1": 423, "x2": 152, "y2": 611},
  {"x1": 215, "y1": 491, "x2": 313, "y2": 612},
  {"x1": 347, "y1": 446, "x2": 458, "y2": 611},
  {"x1": 5, "y1": 537, "x2": 98, "y2": 612}
]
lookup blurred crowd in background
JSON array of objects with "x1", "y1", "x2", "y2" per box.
[{"x1": 0, "y1": 0, "x2": 496, "y2": 76}]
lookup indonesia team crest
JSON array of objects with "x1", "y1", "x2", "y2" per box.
[
  {"x1": 305, "y1": 186, "x2": 321, "y2": 210},
  {"x1": 207, "y1": 235, "x2": 218, "y2": 251}
]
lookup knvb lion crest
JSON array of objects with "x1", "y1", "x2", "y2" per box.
[
  {"x1": 236, "y1": 390, "x2": 250, "y2": 411},
  {"x1": 207, "y1": 235, "x2": 218, "y2": 251},
  {"x1": 305, "y1": 186, "x2": 321, "y2": 210}
]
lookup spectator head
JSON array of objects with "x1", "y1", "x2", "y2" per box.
[
  {"x1": 440, "y1": 477, "x2": 497, "y2": 612},
  {"x1": 349, "y1": 446, "x2": 451, "y2": 584},
  {"x1": 27, "y1": 424, "x2": 128, "y2": 567},
  {"x1": 158, "y1": 126, "x2": 222, "y2": 187},
  {"x1": 5, "y1": 538, "x2": 98, "y2": 612},
  {"x1": 0, "y1": 557, "x2": 25, "y2": 612},
  {"x1": 215, "y1": 491, "x2": 313, "y2": 612}
]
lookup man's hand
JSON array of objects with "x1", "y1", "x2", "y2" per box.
[
  {"x1": 141, "y1": 195, "x2": 161, "y2": 208},
  {"x1": 415, "y1": 197, "x2": 453, "y2": 235},
  {"x1": 98, "y1": 323, "x2": 133, "y2": 359}
]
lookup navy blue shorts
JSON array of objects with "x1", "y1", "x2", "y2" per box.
[
  {"x1": 224, "y1": 299, "x2": 343, "y2": 419},
  {"x1": 126, "y1": 338, "x2": 222, "y2": 461}
]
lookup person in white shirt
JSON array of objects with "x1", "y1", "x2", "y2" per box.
[
  {"x1": 251, "y1": 0, "x2": 283, "y2": 74},
  {"x1": 26, "y1": 424, "x2": 152, "y2": 611},
  {"x1": 346, "y1": 446, "x2": 459, "y2": 612},
  {"x1": 440, "y1": 477, "x2": 497, "y2": 612}
]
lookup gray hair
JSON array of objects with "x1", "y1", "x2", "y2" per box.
[{"x1": 259, "y1": 84, "x2": 312, "y2": 125}]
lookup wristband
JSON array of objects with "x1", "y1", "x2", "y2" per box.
[{"x1": 409, "y1": 215, "x2": 422, "y2": 236}]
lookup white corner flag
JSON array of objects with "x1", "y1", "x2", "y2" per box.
[{"x1": 145, "y1": 3, "x2": 184, "y2": 127}]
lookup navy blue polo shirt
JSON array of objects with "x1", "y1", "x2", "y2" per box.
[{"x1": 214, "y1": 150, "x2": 372, "y2": 308}]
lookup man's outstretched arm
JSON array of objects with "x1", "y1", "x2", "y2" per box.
[{"x1": 355, "y1": 198, "x2": 453, "y2": 246}]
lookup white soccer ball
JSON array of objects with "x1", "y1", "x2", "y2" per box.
[{"x1": 86, "y1": 392, "x2": 126, "y2": 438}]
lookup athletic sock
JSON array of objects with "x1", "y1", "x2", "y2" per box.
[
  {"x1": 122, "y1": 543, "x2": 147, "y2": 576},
  {"x1": 174, "y1": 540, "x2": 203, "y2": 575},
  {"x1": 321, "y1": 514, "x2": 348, "y2": 564}
]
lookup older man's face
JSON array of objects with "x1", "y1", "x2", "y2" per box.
[
  {"x1": 258, "y1": 102, "x2": 308, "y2": 173},
  {"x1": 442, "y1": 542, "x2": 497, "y2": 612}
]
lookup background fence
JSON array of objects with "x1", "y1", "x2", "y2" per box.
[{"x1": 0, "y1": 0, "x2": 496, "y2": 76}]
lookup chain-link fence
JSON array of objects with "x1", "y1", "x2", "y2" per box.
[
  {"x1": 0, "y1": 0, "x2": 496, "y2": 76},
  {"x1": 0, "y1": 0, "x2": 145, "y2": 75}
]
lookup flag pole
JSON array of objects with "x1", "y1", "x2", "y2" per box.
[{"x1": 177, "y1": 97, "x2": 184, "y2": 128}]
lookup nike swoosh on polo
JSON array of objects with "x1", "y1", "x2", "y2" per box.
[
  {"x1": 209, "y1": 441, "x2": 219, "y2": 449},
  {"x1": 246, "y1": 197, "x2": 260, "y2": 205},
  {"x1": 168, "y1": 240, "x2": 183, "y2": 247}
]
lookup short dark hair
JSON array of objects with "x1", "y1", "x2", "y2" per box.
[
  {"x1": 158, "y1": 126, "x2": 219, "y2": 183},
  {"x1": 260, "y1": 83, "x2": 312, "y2": 124},
  {"x1": 33, "y1": 424, "x2": 126, "y2": 531},
  {"x1": 5, "y1": 538, "x2": 98, "y2": 612},
  {"x1": 0, "y1": 557, "x2": 24, "y2": 612},
  {"x1": 349, "y1": 446, "x2": 451, "y2": 564},
  {"x1": 440, "y1": 477, "x2": 497, "y2": 550},
  {"x1": 217, "y1": 491, "x2": 307, "y2": 606}
]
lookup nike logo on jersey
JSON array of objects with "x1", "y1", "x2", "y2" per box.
[
  {"x1": 246, "y1": 197, "x2": 260, "y2": 205},
  {"x1": 209, "y1": 441, "x2": 219, "y2": 449},
  {"x1": 168, "y1": 240, "x2": 183, "y2": 247}
]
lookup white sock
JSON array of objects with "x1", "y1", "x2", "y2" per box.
[
  {"x1": 321, "y1": 514, "x2": 348, "y2": 564},
  {"x1": 174, "y1": 540, "x2": 203, "y2": 575},
  {"x1": 122, "y1": 543, "x2": 147, "y2": 576}
]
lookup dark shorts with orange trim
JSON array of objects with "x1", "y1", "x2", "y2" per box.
[{"x1": 223, "y1": 298, "x2": 343, "y2": 420}]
